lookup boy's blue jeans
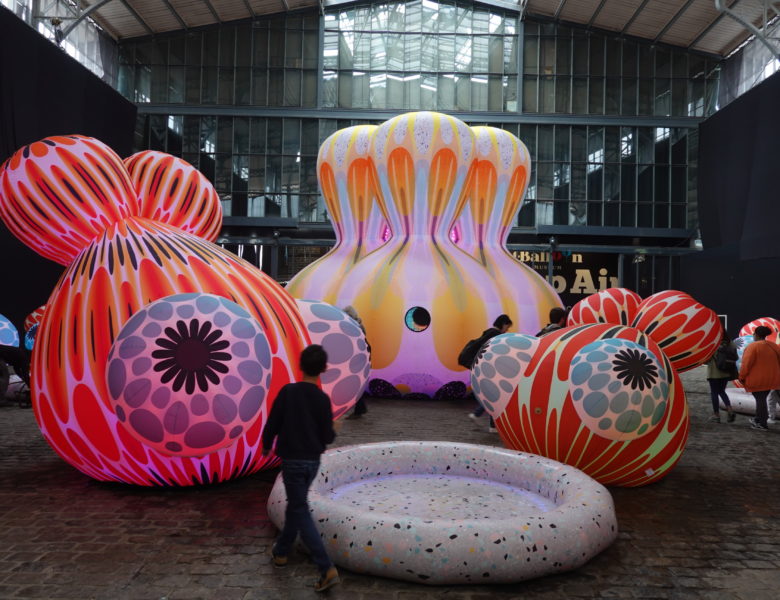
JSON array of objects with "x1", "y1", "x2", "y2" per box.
[{"x1": 273, "y1": 459, "x2": 332, "y2": 574}]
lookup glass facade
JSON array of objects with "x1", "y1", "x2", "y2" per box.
[
  {"x1": 122, "y1": 1, "x2": 715, "y2": 234},
  {"x1": 514, "y1": 123, "x2": 694, "y2": 229},
  {"x1": 322, "y1": 2, "x2": 519, "y2": 111},
  {"x1": 118, "y1": 14, "x2": 320, "y2": 107},
  {"x1": 522, "y1": 21, "x2": 720, "y2": 117}
]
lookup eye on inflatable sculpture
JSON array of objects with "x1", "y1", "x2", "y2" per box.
[
  {"x1": 294, "y1": 300, "x2": 371, "y2": 419},
  {"x1": 286, "y1": 112, "x2": 561, "y2": 396},
  {"x1": 0, "y1": 138, "x2": 361, "y2": 486}
]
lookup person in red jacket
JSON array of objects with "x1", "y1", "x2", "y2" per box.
[{"x1": 738, "y1": 326, "x2": 780, "y2": 431}]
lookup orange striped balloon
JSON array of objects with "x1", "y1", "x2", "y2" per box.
[
  {"x1": 0, "y1": 135, "x2": 138, "y2": 265},
  {"x1": 124, "y1": 151, "x2": 222, "y2": 242}
]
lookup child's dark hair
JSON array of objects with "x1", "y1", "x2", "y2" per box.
[
  {"x1": 300, "y1": 344, "x2": 328, "y2": 376},
  {"x1": 493, "y1": 314, "x2": 513, "y2": 328}
]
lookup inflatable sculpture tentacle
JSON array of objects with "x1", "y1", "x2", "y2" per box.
[
  {"x1": 0, "y1": 136, "x2": 313, "y2": 485},
  {"x1": 461, "y1": 127, "x2": 561, "y2": 334},
  {"x1": 0, "y1": 135, "x2": 139, "y2": 266},
  {"x1": 567, "y1": 288, "x2": 643, "y2": 327},
  {"x1": 630, "y1": 290, "x2": 721, "y2": 372},
  {"x1": 286, "y1": 126, "x2": 389, "y2": 303}
]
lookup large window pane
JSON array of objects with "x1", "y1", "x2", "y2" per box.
[{"x1": 284, "y1": 69, "x2": 301, "y2": 106}]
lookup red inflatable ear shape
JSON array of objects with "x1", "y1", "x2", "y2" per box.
[
  {"x1": 0, "y1": 135, "x2": 138, "y2": 265},
  {"x1": 568, "y1": 288, "x2": 642, "y2": 327},
  {"x1": 124, "y1": 151, "x2": 222, "y2": 242},
  {"x1": 631, "y1": 290, "x2": 721, "y2": 373}
]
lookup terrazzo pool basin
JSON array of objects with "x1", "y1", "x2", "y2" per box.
[{"x1": 267, "y1": 441, "x2": 618, "y2": 585}]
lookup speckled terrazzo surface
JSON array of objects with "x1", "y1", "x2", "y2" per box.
[
  {"x1": 329, "y1": 474, "x2": 556, "y2": 519},
  {"x1": 267, "y1": 441, "x2": 618, "y2": 584}
]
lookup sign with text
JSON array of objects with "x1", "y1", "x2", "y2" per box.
[{"x1": 511, "y1": 250, "x2": 620, "y2": 307}]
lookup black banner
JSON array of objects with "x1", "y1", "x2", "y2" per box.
[{"x1": 513, "y1": 251, "x2": 620, "y2": 307}]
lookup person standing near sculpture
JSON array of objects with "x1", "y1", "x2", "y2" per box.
[
  {"x1": 535, "y1": 307, "x2": 568, "y2": 337},
  {"x1": 738, "y1": 326, "x2": 780, "y2": 431},
  {"x1": 705, "y1": 335, "x2": 737, "y2": 423},
  {"x1": 262, "y1": 344, "x2": 341, "y2": 592},
  {"x1": 464, "y1": 314, "x2": 513, "y2": 432}
]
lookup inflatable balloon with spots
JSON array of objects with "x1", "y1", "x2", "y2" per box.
[
  {"x1": 106, "y1": 293, "x2": 272, "y2": 457},
  {"x1": 24, "y1": 304, "x2": 46, "y2": 333},
  {"x1": 472, "y1": 323, "x2": 689, "y2": 487},
  {"x1": 24, "y1": 324, "x2": 38, "y2": 352},
  {"x1": 0, "y1": 135, "x2": 312, "y2": 486},
  {"x1": 294, "y1": 300, "x2": 369, "y2": 419},
  {"x1": 567, "y1": 288, "x2": 642, "y2": 327},
  {"x1": 0, "y1": 314, "x2": 19, "y2": 347},
  {"x1": 630, "y1": 290, "x2": 721, "y2": 373}
]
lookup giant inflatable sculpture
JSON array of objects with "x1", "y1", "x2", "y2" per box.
[
  {"x1": 0, "y1": 138, "x2": 362, "y2": 485},
  {"x1": 286, "y1": 112, "x2": 561, "y2": 396},
  {"x1": 472, "y1": 287, "x2": 720, "y2": 486}
]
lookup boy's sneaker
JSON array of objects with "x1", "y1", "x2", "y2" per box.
[
  {"x1": 727, "y1": 411, "x2": 736, "y2": 423},
  {"x1": 708, "y1": 414, "x2": 720, "y2": 423},
  {"x1": 314, "y1": 566, "x2": 340, "y2": 592},
  {"x1": 768, "y1": 418, "x2": 777, "y2": 424},
  {"x1": 468, "y1": 413, "x2": 479, "y2": 421},
  {"x1": 488, "y1": 425, "x2": 498, "y2": 433},
  {"x1": 270, "y1": 547, "x2": 287, "y2": 567}
]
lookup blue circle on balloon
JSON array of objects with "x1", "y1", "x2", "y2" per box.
[{"x1": 24, "y1": 324, "x2": 38, "y2": 351}]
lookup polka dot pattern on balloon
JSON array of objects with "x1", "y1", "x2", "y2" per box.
[
  {"x1": 0, "y1": 314, "x2": 19, "y2": 347},
  {"x1": 568, "y1": 339, "x2": 667, "y2": 441},
  {"x1": 472, "y1": 333, "x2": 539, "y2": 418},
  {"x1": 106, "y1": 293, "x2": 270, "y2": 457},
  {"x1": 295, "y1": 300, "x2": 370, "y2": 419}
]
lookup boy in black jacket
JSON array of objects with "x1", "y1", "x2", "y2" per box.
[{"x1": 262, "y1": 344, "x2": 340, "y2": 592}]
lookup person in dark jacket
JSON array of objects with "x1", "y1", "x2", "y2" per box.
[
  {"x1": 535, "y1": 307, "x2": 568, "y2": 337},
  {"x1": 467, "y1": 314, "x2": 512, "y2": 432},
  {"x1": 262, "y1": 344, "x2": 340, "y2": 592},
  {"x1": 705, "y1": 335, "x2": 737, "y2": 423}
]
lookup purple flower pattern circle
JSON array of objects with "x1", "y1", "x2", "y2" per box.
[
  {"x1": 295, "y1": 300, "x2": 370, "y2": 419},
  {"x1": 106, "y1": 293, "x2": 271, "y2": 457}
]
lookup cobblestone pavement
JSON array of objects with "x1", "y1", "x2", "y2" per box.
[{"x1": 1, "y1": 367, "x2": 779, "y2": 600}]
